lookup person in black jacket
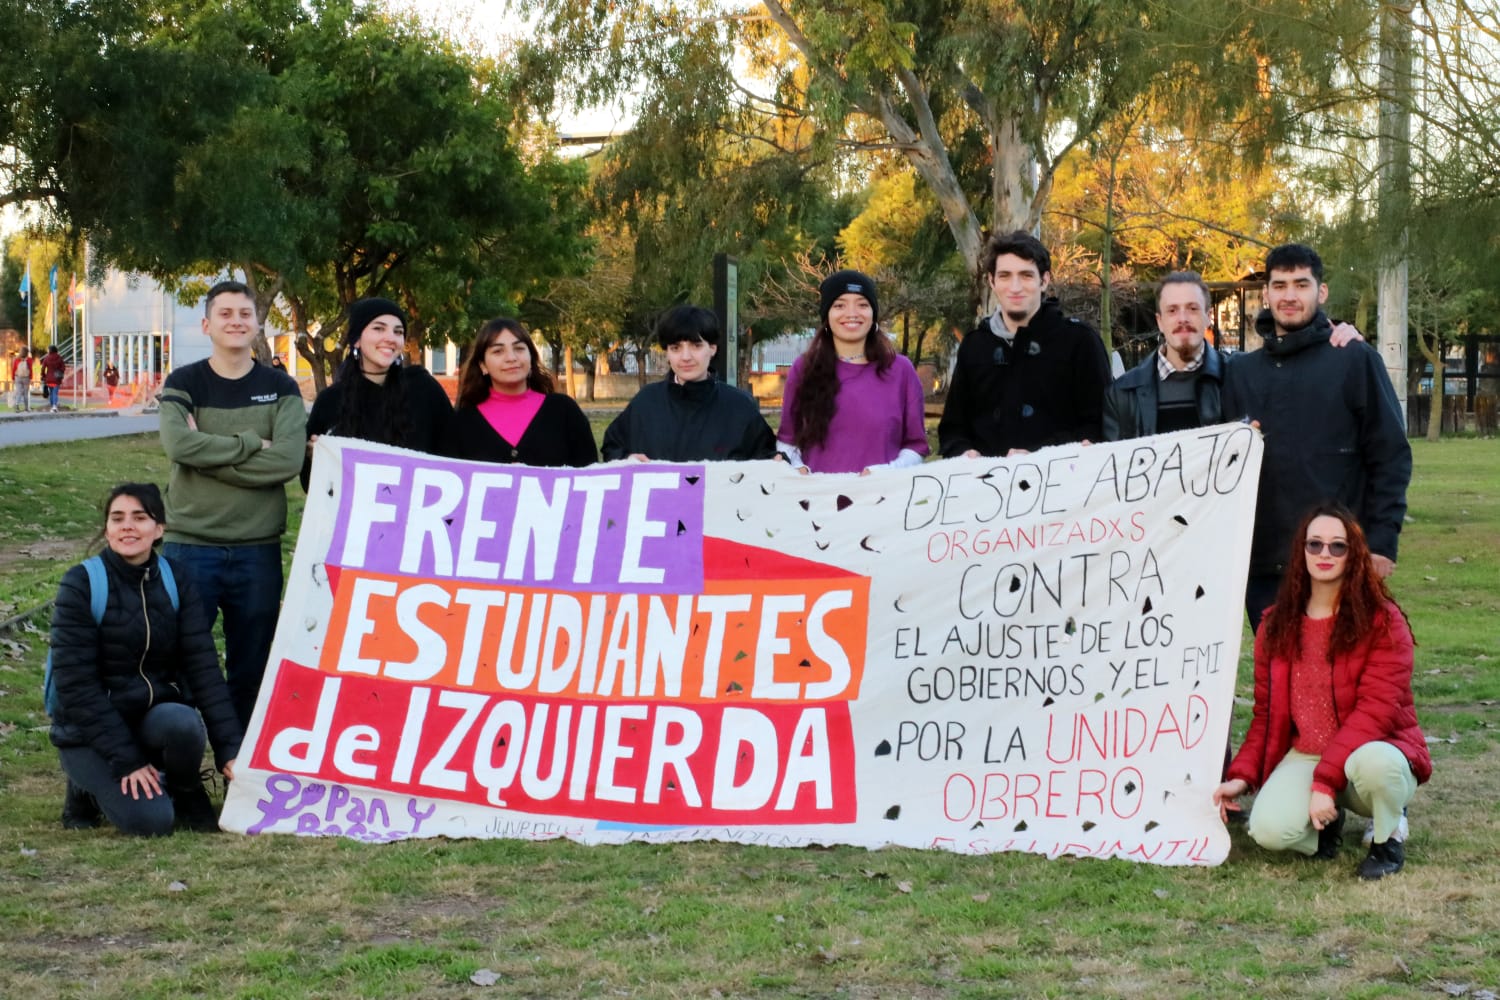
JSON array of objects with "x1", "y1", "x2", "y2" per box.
[
  {"x1": 1104, "y1": 271, "x2": 1366, "y2": 441},
  {"x1": 601, "y1": 305, "x2": 776, "y2": 463},
  {"x1": 939, "y1": 231, "x2": 1111, "y2": 457},
  {"x1": 1223, "y1": 244, "x2": 1412, "y2": 631},
  {"x1": 303, "y1": 297, "x2": 454, "y2": 489},
  {"x1": 449, "y1": 317, "x2": 598, "y2": 467},
  {"x1": 49, "y1": 483, "x2": 242, "y2": 836},
  {"x1": 1103, "y1": 272, "x2": 1229, "y2": 440}
]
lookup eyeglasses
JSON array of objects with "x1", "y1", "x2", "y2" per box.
[{"x1": 1305, "y1": 539, "x2": 1349, "y2": 557}]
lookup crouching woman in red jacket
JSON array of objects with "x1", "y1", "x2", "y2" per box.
[{"x1": 1213, "y1": 503, "x2": 1431, "y2": 880}]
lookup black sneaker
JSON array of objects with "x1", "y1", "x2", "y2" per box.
[
  {"x1": 170, "y1": 782, "x2": 221, "y2": 833},
  {"x1": 1357, "y1": 839, "x2": 1405, "y2": 880},
  {"x1": 61, "y1": 781, "x2": 102, "y2": 830},
  {"x1": 1314, "y1": 807, "x2": 1345, "y2": 859}
]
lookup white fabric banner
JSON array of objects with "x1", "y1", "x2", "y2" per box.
[{"x1": 221, "y1": 424, "x2": 1262, "y2": 866}]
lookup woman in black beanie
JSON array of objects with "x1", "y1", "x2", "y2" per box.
[
  {"x1": 303, "y1": 297, "x2": 454, "y2": 489},
  {"x1": 776, "y1": 270, "x2": 928, "y2": 474}
]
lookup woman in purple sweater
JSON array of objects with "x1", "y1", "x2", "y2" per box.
[{"x1": 777, "y1": 270, "x2": 929, "y2": 474}]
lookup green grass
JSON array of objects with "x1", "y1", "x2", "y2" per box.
[{"x1": 0, "y1": 434, "x2": 1497, "y2": 998}]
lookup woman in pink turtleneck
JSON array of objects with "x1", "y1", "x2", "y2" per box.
[{"x1": 449, "y1": 318, "x2": 597, "y2": 467}]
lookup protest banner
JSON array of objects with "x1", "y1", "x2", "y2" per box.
[{"x1": 221, "y1": 424, "x2": 1262, "y2": 865}]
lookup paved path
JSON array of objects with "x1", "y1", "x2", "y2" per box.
[{"x1": 0, "y1": 411, "x2": 161, "y2": 449}]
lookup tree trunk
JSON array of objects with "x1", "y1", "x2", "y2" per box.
[
  {"x1": 1377, "y1": 1, "x2": 1414, "y2": 426},
  {"x1": 564, "y1": 342, "x2": 576, "y2": 397},
  {"x1": 1417, "y1": 327, "x2": 1443, "y2": 442}
]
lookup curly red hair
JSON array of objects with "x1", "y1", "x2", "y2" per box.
[{"x1": 1259, "y1": 503, "x2": 1403, "y2": 662}]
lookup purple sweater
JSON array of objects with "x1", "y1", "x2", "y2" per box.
[{"x1": 778, "y1": 353, "x2": 930, "y2": 473}]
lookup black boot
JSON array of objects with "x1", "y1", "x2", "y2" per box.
[
  {"x1": 1357, "y1": 839, "x2": 1405, "y2": 880},
  {"x1": 61, "y1": 780, "x2": 102, "y2": 830},
  {"x1": 170, "y1": 780, "x2": 221, "y2": 833},
  {"x1": 1314, "y1": 807, "x2": 1345, "y2": 859}
]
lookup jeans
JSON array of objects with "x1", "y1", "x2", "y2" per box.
[
  {"x1": 58, "y1": 702, "x2": 207, "y2": 837},
  {"x1": 12, "y1": 377, "x2": 30, "y2": 410},
  {"x1": 163, "y1": 541, "x2": 283, "y2": 728},
  {"x1": 46, "y1": 383, "x2": 60, "y2": 408}
]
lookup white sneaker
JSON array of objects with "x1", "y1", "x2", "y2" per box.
[{"x1": 1362, "y1": 811, "x2": 1409, "y2": 846}]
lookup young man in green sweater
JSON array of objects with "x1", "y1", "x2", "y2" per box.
[{"x1": 160, "y1": 280, "x2": 305, "y2": 727}]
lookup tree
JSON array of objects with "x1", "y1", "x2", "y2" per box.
[{"x1": 516, "y1": 0, "x2": 1375, "y2": 280}]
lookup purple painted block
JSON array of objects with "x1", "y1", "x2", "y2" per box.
[{"x1": 323, "y1": 448, "x2": 705, "y2": 593}]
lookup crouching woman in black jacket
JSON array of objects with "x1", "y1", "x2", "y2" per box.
[{"x1": 49, "y1": 483, "x2": 242, "y2": 836}]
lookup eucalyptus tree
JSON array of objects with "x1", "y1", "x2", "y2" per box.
[{"x1": 513, "y1": 0, "x2": 1374, "y2": 279}]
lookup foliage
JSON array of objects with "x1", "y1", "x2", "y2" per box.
[
  {"x1": 1, "y1": 0, "x2": 589, "y2": 385},
  {"x1": 517, "y1": 0, "x2": 1376, "y2": 280}
]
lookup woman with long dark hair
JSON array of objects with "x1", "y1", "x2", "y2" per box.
[
  {"x1": 776, "y1": 270, "x2": 928, "y2": 474},
  {"x1": 450, "y1": 318, "x2": 597, "y2": 466},
  {"x1": 1214, "y1": 503, "x2": 1431, "y2": 879},
  {"x1": 49, "y1": 483, "x2": 242, "y2": 836},
  {"x1": 303, "y1": 298, "x2": 453, "y2": 487}
]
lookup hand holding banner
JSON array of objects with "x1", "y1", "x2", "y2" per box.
[{"x1": 223, "y1": 426, "x2": 1261, "y2": 865}]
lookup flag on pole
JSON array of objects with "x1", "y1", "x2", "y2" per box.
[
  {"x1": 18, "y1": 265, "x2": 30, "y2": 301},
  {"x1": 49, "y1": 265, "x2": 58, "y2": 294},
  {"x1": 67, "y1": 274, "x2": 84, "y2": 313}
]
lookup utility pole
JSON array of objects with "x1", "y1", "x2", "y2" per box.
[{"x1": 1377, "y1": 1, "x2": 1414, "y2": 424}]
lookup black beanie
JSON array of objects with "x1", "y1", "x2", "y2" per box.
[
  {"x1": 819, "y1": 270, "x2": 879, "y2": 329},
  {"x1": 347, "y1": 297, "x2": 407, "y2": 346}
]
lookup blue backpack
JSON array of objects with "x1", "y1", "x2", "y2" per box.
[{"x1": 43, "y1": 555, "x2": 178, "y2": 717}]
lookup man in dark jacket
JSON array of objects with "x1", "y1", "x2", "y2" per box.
[
  {"x1": 602, "y1": 304, "x2": 776, "y2": 463},
  {"x1": 1103, "y1": 272, "x2": 1227, "y2": 440},
  {"x1": 939, "y1": 231, "x2": 1111, "y2": 457},
  {"x1": 1223, "y1": 244, "x2": 1411, "y2": 629},
  {"x1": 1104, "y1": 270, "x2": 1364, "y2": 441}
]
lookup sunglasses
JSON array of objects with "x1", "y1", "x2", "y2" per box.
[{"x1": 1305, "y1": 539, "x2": 1349, "y2": 557}]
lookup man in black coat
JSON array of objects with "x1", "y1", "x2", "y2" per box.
[
  {"x1": 1103, "y1": 272, "x2": 1227, "y2": 440},
  {"x1": 1223, "y1": 244, "x2": 1411, "y2": 629},
  {"x1": 939, "y1": 231, "x2": 1111, "y2": 457}
]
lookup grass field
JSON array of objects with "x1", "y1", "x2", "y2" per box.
[{"x1": 1, "y1": 433, "x2": 1497, "y2": 999}]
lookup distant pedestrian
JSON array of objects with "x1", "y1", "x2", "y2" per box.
[
  {"x1": 270, "y1": 355, "x2": 286, "y2": 373},
  {"x1": 40, "y1": 345, "x2": 66, "y2": 412},
  {"x1": 10, "y1": 348, "x2": 33, "y2": 411},
  {"x1": 103, "y1": 362, "x2": 121, "y2": 403}
]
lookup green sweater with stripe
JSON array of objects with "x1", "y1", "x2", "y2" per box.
[{"x1": 159, "y1": 359, "x2": 307, "y2": 546}]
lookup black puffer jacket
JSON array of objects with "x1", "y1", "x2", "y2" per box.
[
  {"x1": 601, "y1": 375, "x2": 776, "y2": 463},
  {"x1": 48, "y1": 549, "x2": 243, "y2": 778}
]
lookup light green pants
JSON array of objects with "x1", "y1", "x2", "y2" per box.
[{"x1": 1247, "y1": 743, "x2": 1418, "y2": 856}]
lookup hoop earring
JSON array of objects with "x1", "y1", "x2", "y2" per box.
[{"x1": 352, "y1": 345, "x2": 361, "y2": 360}]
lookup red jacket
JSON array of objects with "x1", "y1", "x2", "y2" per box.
[
  {"x1": 40, "y1": 351, "x2": 66, "y2": 386},
  {"x1": 1228, "y1": 600, "x2": 1432, "y2": 796}
]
